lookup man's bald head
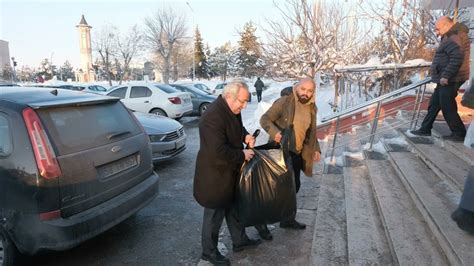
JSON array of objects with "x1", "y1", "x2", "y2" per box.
[
  {"x1": 294, "y1": 78, "x2": 316, "y2": 104},
  {"x1": 435, "y1": 16, "x2": 454, "y2": 37}
]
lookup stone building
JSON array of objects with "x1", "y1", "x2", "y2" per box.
[{"x1": 76, "y1": 15, "x2": 95, "y2": 82}]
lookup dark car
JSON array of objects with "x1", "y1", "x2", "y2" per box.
[
  {"x1": 170, "y1": 84, "x2": 217, "y2": 115},
  {"x1": 0, "y1": 87, "x2": 159, "y2": 265}
]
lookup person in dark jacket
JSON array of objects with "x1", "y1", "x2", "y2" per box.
[
  {"x1": 255, "y1": 78, "x2": 321, "y2": 240},
  {"x1": 194, "y1": 80, "x2": 261, "y2": 265},
  {"x1": 451, "y1": 166, "x2": 474, "y2": 235},
  {"x1": 254, "y1": 77, "x2": 265, "y2": 102},
  {"x1": 411, "y1": 16, "x2": 469, "y2": 141}
]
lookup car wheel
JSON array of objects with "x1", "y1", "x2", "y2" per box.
[
  {"x1": 150, "y1": 108, "x2": 167, "y2": 117},
  {"x1": 199, "y1": 103, "x2": 210, "y2": 116},
  {"x1": 0, "y1": 230, "x2": 17, "y2": 266}
]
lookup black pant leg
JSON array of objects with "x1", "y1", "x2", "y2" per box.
[
  {"x1": 439, "y1": 82, "x2": 466, "y2": 136},
  {"x1": 290, "y1": 152, "x2": 303, "y2": 193},
  {"x1": 224, "y1": 205, "x2": 248, "y2": 246},
  {"x1": 420, "y1": 85, "x2": 442, "y2": 131},
  {"x1": 201, "y1": 207, "x2": 225, "y2": 256},
  {"x1": 281, "y1": 152, "x2": 303, "y2": 223}
]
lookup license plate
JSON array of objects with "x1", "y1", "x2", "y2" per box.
[
  {"x1": 176, "y1": 138, "x2": 186, "y2": 149},
  {"x1": 99, "y1": 155, "x2": 138, "y2": 179}
]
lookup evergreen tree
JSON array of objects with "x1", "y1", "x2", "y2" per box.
[
  {"x1": 37, "y1": 58, "x2": 54, "y2": 80},
  {"x1": 193, "y1": 26, "x2": 210, "y2": 79},
  {"x1": 208, "y1": 42, "x2": 236, "y2": 81},
  {"x1": 237, "y1": 21, "x2": 265, "y2": 78},
  {"x1": 59, "y1": 60, "x2": 75, "y2": 81}
]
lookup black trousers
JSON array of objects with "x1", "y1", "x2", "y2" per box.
[
  {"x1": 201, "y1": 206, "x2": 248, "y2": 256},
  {"x1": 419, "y1": 82, "x2": 466, "y2": 136},
  {"x1": 256, "y1": 89, "x2": 262, "y2": 102}
]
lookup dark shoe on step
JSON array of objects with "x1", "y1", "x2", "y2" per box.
[
  {"x1": 255, "y1": 224, "x2": 273, "y2": 241},
  {"x1": 232, "y1": 238, "x2": 262, "y2": 252},
  {"x1": 443, "y1": 134, "x2": 465, "y2": 142},
  {"x1": 201, "y1": 251, "x2": 230, "y2": 265},
  {"x1": 411, "y1": 129, "x2": 431, "y2": 136},
  {"x1": 451, "y1": 207, "x2": 474, "y2": 235},
  {"x1": 280, "y1": 220, "x2": 306, "y2": 230}
]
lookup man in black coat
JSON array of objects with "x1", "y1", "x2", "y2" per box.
[
  {"x1": 194, "y1": 80, "x2": 261, "y2": 265},
  {"x1": 254, "y1": 77, "x2": 264, "y2": 102},
  {"x1": 412, "y1": 16, "x2": 469, "y2": 141}
]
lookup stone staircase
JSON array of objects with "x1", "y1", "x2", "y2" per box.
[{"x1": 311, "y1": 118, "x2": 474, "y2": 265}]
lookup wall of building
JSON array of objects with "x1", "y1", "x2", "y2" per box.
[{"x1": 0, "y1": 40, "x2": 11, "y2": 77}]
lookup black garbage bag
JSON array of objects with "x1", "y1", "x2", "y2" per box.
[{"x1": 236, "y1": 132, "x2": 296, "y2": 227}]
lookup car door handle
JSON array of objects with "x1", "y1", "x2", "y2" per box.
[{"x1": 144, "y1": 101, "x2": 150, "y2": 103}]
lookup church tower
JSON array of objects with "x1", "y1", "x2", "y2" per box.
[{"x1": 76, "y1": 15, "x2": 95, "y2": 82}]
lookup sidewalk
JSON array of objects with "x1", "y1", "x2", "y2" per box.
[{"x1": 198, "y1": 156, "x2": 324, "y2": 265}]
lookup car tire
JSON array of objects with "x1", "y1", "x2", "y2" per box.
[
  {"x1": 199, "y1": 103, "x2": 210, "y2": 116},
  {"x1": 1, "y1": 230, "x2": 17, "y2": 266},
  {"x1": 150, "y1": 108, "x2": 167, "y2": 117}
]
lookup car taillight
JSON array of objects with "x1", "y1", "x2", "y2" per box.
[
  {"x1": 22, "y1": 107, "x2": 62, "y2": 179},
  {"x1": 168, "y1": 97, "x2": 182, "y2": 104},
  {"x1": 39, "y1": 210, "x2": 61, "y2": 221}
]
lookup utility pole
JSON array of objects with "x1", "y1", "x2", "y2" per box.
[
  {"x1": 186, "y1": 2, "x2": 195, "y2": 81},
  {"x1": 11, "y1": 57, "x2": 17, "y2": 83}
]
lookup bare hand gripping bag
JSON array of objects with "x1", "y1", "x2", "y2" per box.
[{"x1": 236, "y1": 132, "x2": 297, "y2": 227}]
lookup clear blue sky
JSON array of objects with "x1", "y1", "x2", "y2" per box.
[{"x1": 0, "y1": 0, "x2": 281, "y2": 69}]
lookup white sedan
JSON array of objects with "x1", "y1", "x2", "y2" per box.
[{"x1": 107, "y1": 83, "x2": 193, "y2": 119}]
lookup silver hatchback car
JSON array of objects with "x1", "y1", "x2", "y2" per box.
[{"x1": 133, "y1": 111, "x2": 186, "y2": 162}]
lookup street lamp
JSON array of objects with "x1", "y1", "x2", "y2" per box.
[
  {"x1": 186, "y1": 1, "x2": 195, "y2": 81},
  {"x1": 11, "y1": 57, "x2": 17, "y2": 82}
]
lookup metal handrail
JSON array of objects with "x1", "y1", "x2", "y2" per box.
[
  {"x1": 322, "y1": 78, "x2": 431, "y2": 123},
  {"x1": 323, "y1": 77, "x2": 432, "y2": 159}
]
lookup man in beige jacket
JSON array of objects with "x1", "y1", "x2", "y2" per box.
[{"x1": 256, "y1": 78, "x2": 321, "y2": 240}]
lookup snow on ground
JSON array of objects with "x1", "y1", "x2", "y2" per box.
[{"x1": 363, "y1": 141, "x2": 386, "y2": 154}]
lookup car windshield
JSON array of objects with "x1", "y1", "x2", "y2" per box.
[
  {"x1": 37, "y1": 102, "x2": 141, "y2": 155},
  {"x1": 154, "y1": 84, "x2": 179, "y2": 93},
  {"x1": 191, "y1": 86, "x2": 212, "y2": 95}
]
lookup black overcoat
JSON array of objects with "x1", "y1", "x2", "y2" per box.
[{"x1": 193, "y1": 96, "x2": 248, "y2": 209}]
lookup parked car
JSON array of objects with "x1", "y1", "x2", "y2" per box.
[
  {"x1": 50, "y1": 84, "x2": 108, "y2": 95},
  {"x1": 214, "y1": 82, "x2": 227, "y2": 96},
  {"x1": 170, "y1": 84, "x2": 217, "y2": 115},
  {"x1": 181, "y1": 82, "x2": 215, "y2": 94},
  {"x1": 106, "y1": 83, "x2": 193, "y2": 119},
  {"x1": 133, "y1": 111, "x2": 186, "y2": 162},
  {"x1": 0, "y1": 82, "x2": 20, "y2": 87},
  {"x1": 0, "y1": 86, "x2": 159, "y2": 265},
  {"x1": 76, "y1": 84, "x2": 109, "y2": 94},
  {"x1": 214, "y1": 82, "x2": 251, "y2": 102}
]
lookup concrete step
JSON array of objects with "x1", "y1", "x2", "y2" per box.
[
  {"x1": 398, "y1": 129, "x2": 470, "y2": 191},
  {"x1": 432, "y1": 127, "x2": 474, "y2": 166},
  {"x1": 388, "y1": 151, "x2": 474, "y2": 265},
  {"x1": 343, "y1": 156, "x2": 393, "y2": 265},
  {"x1": 366, "y1": 158, "x2": 449, "y2": 265},
  {"x1": 310, "y1": 173, "x2": 348, "y2": 265}
]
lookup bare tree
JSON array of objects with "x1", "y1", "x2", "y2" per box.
[
  {"x1": 360, "y1": 0, "x2": 434, "y2": 64},
  {"x1": 263, "y1": 0, "x2": 367, "y2": 79},
  {"x1": 143, "y1": 6, "x2": 187, "y2": 84},
  {"x1": 93, "y1": 24, "x2": 117, "y2": 86},
  {"x1": 116, "y1": 24, "x2": 142, "y2": 84}
]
